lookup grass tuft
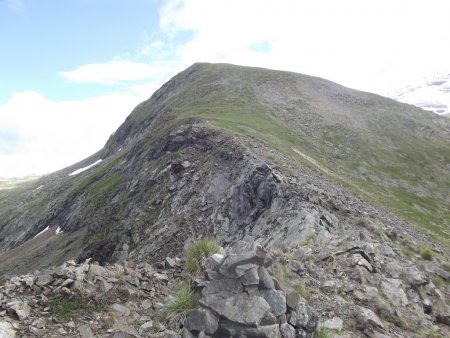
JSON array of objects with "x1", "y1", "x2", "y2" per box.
[
  {"x1": 441, "y1": 263, "x2": 450, "y2": 272},
  {"x1": 292, "y1": 283, "x2": 308, "y2": 299},
  {"x1": 163, "y1": 282, "x2": 197, "y2": 320},
  {"x1": 49, "y1": 297, "x2": 106, "y2": 320},
  {"x1": 420, "y1": 247, "x2": 435, "y2": 261},
  {"x1": 433, "y1": 277, "x2": 444, "y2": 289},
  {"x1": 315, "y1": 327, "x2": 332, "y2": 338},
  {"x1": 185, "y1": 238, "x2": 219, "y2": 274}
]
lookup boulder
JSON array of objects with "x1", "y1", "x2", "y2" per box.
[
  {"x1": 356, "y1": 306, "x2": 384, "y2": 333},
  {"x1": 201, "y1": 293, "x2": 270, "y2": 326},
  {"x1": 402, "y1": 265, "x2": 428, "y2": 286},
  {"x1": 21, "y1": 275, "x2": 35, "y2": 287},
  {"x1": 286, "y1": 291, "x2": 304, "y2": 310},
  {"x1": 436, "y1": 313, "x2": 450, "y2": 326},
  {"x1": 7, "y1": 300, "x2": 31, "y2": 320},
  {"x1": 261, "y1": 289, "x2": 287, "y2": 316},
  {"x1": 201, "y1": 278, "x2": 243, "y2": 296},
  {"x1": 288, "y1": 301, "x2": 318, "y2": 333},
  {"x1": 239, "y1": 265, "x2": 260, "y2": 285},
  {"x1": 89, "y1": 264, "x2": 108, "y2": 278},
  {"x1": 219, "y1": 253, "x2": 265, "y2": 278},
  {"x1": 258, "y1": 267, "x2": 275, "y2": 289},
  {"x1": 385, "y1": 261, "x2": 402, "y2": 279},
  {"x1": 78, "y1": 324, "x2": 94, "y2": 338},
  {"x1": 280, "y1": 323, "x2": 295, "y2": 338},
  {"x1": 380, "y1": 279, "x2": 408, "y2": 307},
  {"x1": 165, "y1": 257, "x2": 177, "y2": 268},
  {"x1": 350, "y1": 253, "x2": 373, "y2": 272},
  {"x1": 185, "y1": 308, "x2": 219, "y2": 335},
  {"x1": 35, "y1": 272, "x2": 54, "y2": 286},
  {"x1": 217, "y1": 320, "x2": 281, "y2": 337},
  {"x1": 0, "y1": 321, "x2": 16, "y2": 338}
]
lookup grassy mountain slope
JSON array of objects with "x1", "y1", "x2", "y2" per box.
[{"x1": 111, "y1": 63, "x2": 450, "y2": 245}]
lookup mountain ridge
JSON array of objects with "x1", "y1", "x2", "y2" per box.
[{"x1": 1, "y1": 62, "x2": 449, "y2": 267}]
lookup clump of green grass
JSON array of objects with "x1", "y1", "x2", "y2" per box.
[
  {"x1": 163, "y1": 282, "x2": 197, "y2": 320},
  {"x1": 185, "y1": 238, "x2": 219, "y2": 273},
  {"x1": 427, "y1": 330, "x2": 444, "y2": 338},
  {"x1": 441, "y1": 263, "x2": 450, "y2": 272},
  {"x1": 433, "y1": 277, "x2": 444, "y2": 289},
  {"x1": 314, "y1": 327, "x2": 332, "y2": 338},
  {"x1": 401, "y1": 248, "x2": 414, "y2": 259},
  {"x1": 49, "y1": 297, "x2": 106, "y2": 320},
  {"x1": 292, "y1": 283, "x2": 308, "y2": 299},
  {"x1": 420, "y1": 247, "x2": 435, "y2": 261},
  {"x1": 274, "y1": 264, "x2": 289, "y2": 282}
]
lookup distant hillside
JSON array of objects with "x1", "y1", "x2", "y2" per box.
[{"x1": 0, "y1": 176, "x2": 38, "y2": 190}]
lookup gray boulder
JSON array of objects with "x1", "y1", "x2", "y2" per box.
[
  {"x1": 380, "y1": 278, "x2": 408, "y2": 307},
  {"x1": 288, "y1": 301, "x2": 318, "y2": 333},
  {"x1": 201, "y1": 293, "x2": 270, "y2": 326},
  {"x1": 261, "y1": 289, "x2": 287, "y2": 316},
  {"x1": 7, "y1": 300, "x2": 31, "y2": 320},
  {"x1": 356, "y1": 306, "x2": 385, "y2": 333},
  {"x1": 0, "y1": 321, "x2": 16, "y2": 338},
  {"x1": 217, "y1": 320, "x2": 281, "y2": 337},
  {"x1": 402, "y1": 265, "x2": 428, "y2": 286},
  {"x1": 258, "y1": 267, "x2": 275, "y2": 289},
  {"x1": 201, "y1": 278, "x2": 243, "y2": 297},
  {"x1": 280, "y1": 323, "x2": 295, "y2": 338},
  {"x1": 185, "y1": 308, "x2": 219, "y2": 335}
]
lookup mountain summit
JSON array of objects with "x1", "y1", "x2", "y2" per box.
[{"x1": 0, "y1": 63, "x2": 449, "y2": 337}]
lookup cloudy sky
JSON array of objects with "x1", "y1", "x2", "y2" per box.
[{"x1": 1, "y1": 0, "x2": 450, "y2": 178}]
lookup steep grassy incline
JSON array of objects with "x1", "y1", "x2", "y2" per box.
[{"x1": 107, "y1": 63, "x2": 450, "y2": 246}]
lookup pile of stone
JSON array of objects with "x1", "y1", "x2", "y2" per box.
[
  {"x1": 0, "y1": 257, "x2": 185, "y2": 337},
  {"x1": 182, "y1": 245, "x2": 318, "y2": 338}
]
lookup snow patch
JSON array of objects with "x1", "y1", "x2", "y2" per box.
[
  {"x1": 56, "y1": 226, "x2": 63, "y2": 235},
  {"x1": 391, "y1": 70, "x2": 450, "y2": 115},
  {"x1": 35, "y1": 185, "x2": 43, "y2": 190},
  {"x1": 69, "y1": 159, "x2": 102, "y2": 176},
  {"x1": 33, "y1": 226, "x2": 49, "y2": 238}
]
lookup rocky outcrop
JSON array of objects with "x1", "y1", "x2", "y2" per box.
[{"x1": 183, "y1": 245, "x2": 318, "y2": 338}]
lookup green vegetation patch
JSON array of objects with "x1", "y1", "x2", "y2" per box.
[
  {"x1": 185, "y1": 238, "x2": 220, "y2": 274},
  {"x1": 49, "y1": 296, "x2": 106, "y2": 320},
  {"x1": 315, "y1": 327, "x2": 332, "y2": 338},
  {"x1": 163, "y1": 282, "x2": 197, "y2": 320},
  {"x1": 420, "y1": 247, "x2": 436, "y2": 261},
  {"x1": 90, "y1": 174, "x2": 123, "y2": 197}
]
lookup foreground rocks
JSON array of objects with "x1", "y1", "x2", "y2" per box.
[
  {"x1": 0, "y1": 257, "x2": 185, "y2": 337},
  {"x1": 0, "y1": 239, "x2": 449, "y2": 338}
]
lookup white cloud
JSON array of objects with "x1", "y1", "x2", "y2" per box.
[
  {"x1": 0, "y1": 86, "x2": 158, "y2": 178},
  {"x1": 59, "y1": 61, "x2": 172, "y2": 84},
  {"x1": 157, "y1": 0, "x2": 450, "y2": 95}
]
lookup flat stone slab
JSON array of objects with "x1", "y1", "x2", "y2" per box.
[{"x1": 200, "y1": 293, "x2": 270, "y2": 326}]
